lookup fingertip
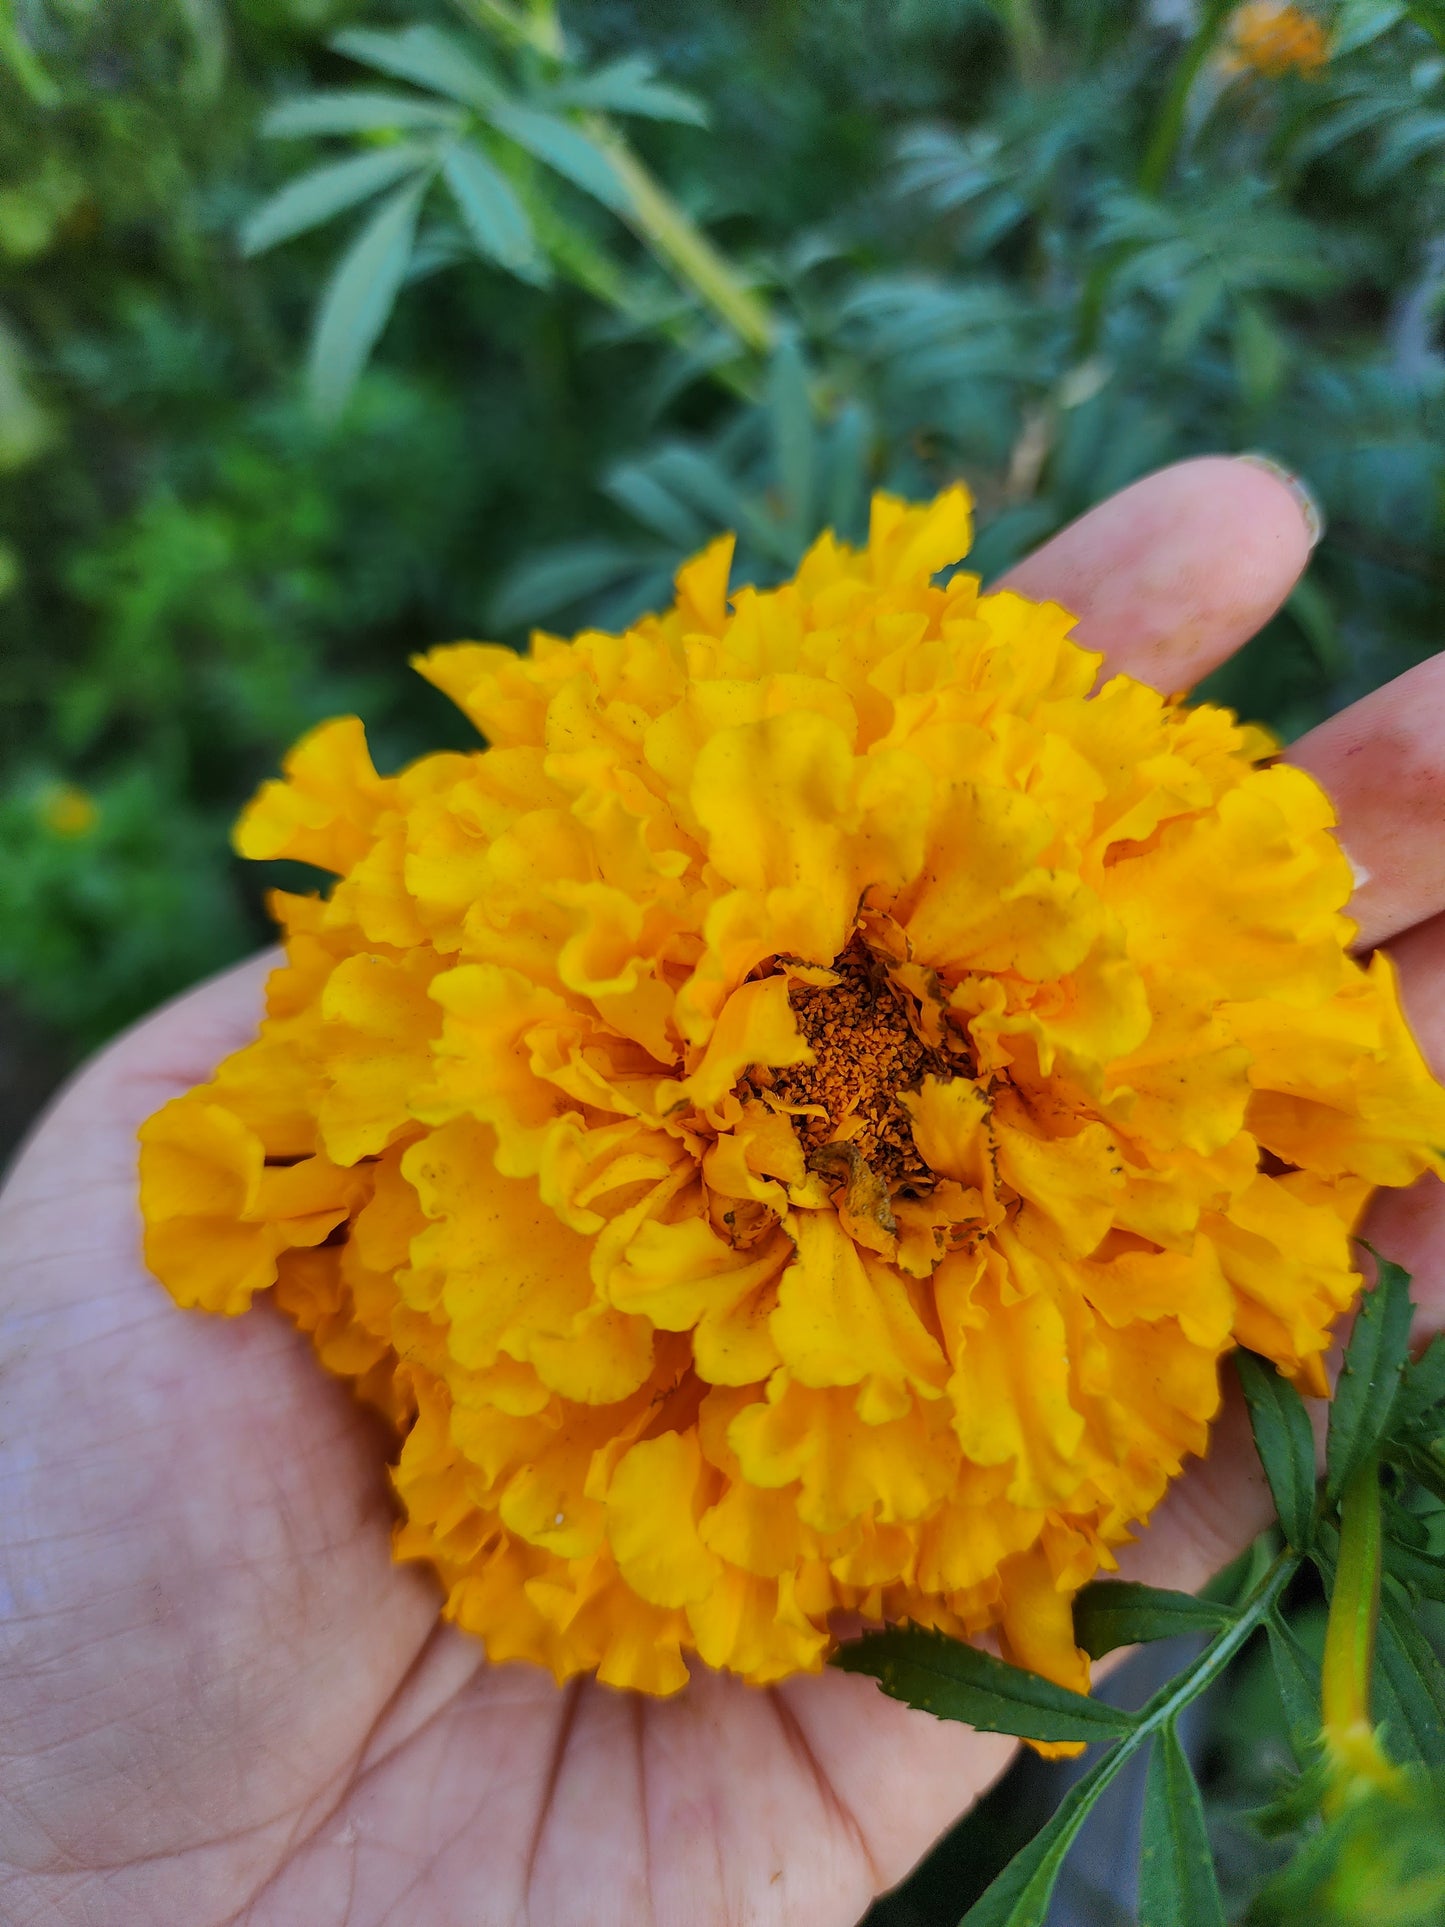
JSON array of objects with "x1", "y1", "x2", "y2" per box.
[{"x1": 998, "y1": 453, "x2": 1319, "y2": 690}]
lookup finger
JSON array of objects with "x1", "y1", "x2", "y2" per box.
[
  {"x1": 999, "y1": 454, "x2": 1318, "y2": 690},
  {"x1": 3, "y1": 949, "x2": 275, "y2": 1187},
  {"x1": 1288, "y1": 652, "x2": 1445, "y2": 949}
]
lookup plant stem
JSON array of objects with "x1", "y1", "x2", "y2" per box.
[
  {"x1": 0, "y1": 1, "x2": 59, "y2": 108},
  {"x1": 998, "y1": 0, "x2": 1046, "y2": 82},
  {"x1": 584, "y1": 119, "x2": 776, "y2": 357},
  {"x1": 1077, "y1": 0, "x2": 1236, "y2": 354},
  {"x1": 451, "y1": 0, "x2": 565, "y2": 60},
  {"x1": 1139, "y1": 0, "x2": 1236, "y2": 196},
  {"x1": 961, "y1": 1549, "x2": 1300, "y2": 1925},
  {"x1": 1320, "y1": 1453, "x2": 1397, "y2": 1800}
]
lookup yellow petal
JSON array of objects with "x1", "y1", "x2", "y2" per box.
[{"x1": 606, "y1": 1430, "x2": 721, "y2": 1607}]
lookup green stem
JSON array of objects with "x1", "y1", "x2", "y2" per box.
[
  {"x1": 1134, "y1": 1546, "x2": 1299, "y2": 1730},
  {"x1": 1077, "y1": 0, "x2": 1235, "y2": 355},
  {"x1": 963, "y1": 1550, "x2": 1300, "y2": 1925},
  {"x1": 1321, "y1": 1453, "x2": 1396, "y2": 1798},
  {"x1": 1139, "y1": 0, "x2": 1236, "y2": 196},
  {"x1": 583, "y1": 118, "x2": 775, "y2": 356},
  {"x1": 998, "y1": 0, "x2": 1046, "y2": 81},
  {"x1": 0, "y1": 1, "x2": 59, "y2": 107},
  {"x1": 450, "y1": 0, "x2": 565, "y2": 60}
]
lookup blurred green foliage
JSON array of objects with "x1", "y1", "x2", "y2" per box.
[{"x1": 5, "y1": 0, "x2": 1445, "y2": 1053}]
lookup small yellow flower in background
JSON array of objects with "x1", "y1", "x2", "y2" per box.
[
  {"x1": 42, "y1": 783, "x2": 97, "y2": 837},
  {"x1": 138, "y1": 488, "x2": 1445, "y2": 1701},
  {"x1": 1225, "y1": 2, "x2": 1330, "y2": 79}
]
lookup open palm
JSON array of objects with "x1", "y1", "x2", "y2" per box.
[{"x1": 4, "y1": 457, "x2": 1444, "y2": 1927}]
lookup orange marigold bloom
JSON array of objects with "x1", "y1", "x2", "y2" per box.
[
  {"x1": 138, "y1": 488, "x2": 1445, "y2": 1701},
  {"x1": 1226, "y1": 2, "x2": 1330, "y2": 78}
]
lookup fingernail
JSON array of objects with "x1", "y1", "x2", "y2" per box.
[{"x1": 1236, "y1": 452, "x2": 1326, "y2": 548}]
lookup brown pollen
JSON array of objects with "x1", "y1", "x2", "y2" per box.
[{"x1": 767, "y1": 941, "x2": 955, "y2": 1188}]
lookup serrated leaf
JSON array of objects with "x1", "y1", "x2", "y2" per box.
[
  {"x1": 833, "y1": 1627, "x2": 1138, "y2": 1743},
  {"x1": 331, "y1": 25, "x2": 500, "y2": 112},
  {"x1": 1376, "y1": 1590, "x2": 1445, "y2": 1766},
  {"x1": 1138, "y1": 1721, "x2": 1226, "y2": 1927},
  {"x1": 1266, "y1": 1611, "x2": 1321, "y2": 1763},
  {"x1": 441, "y1": 142, "x2": 544, "y2": 278},
  {"x1": 1326, "y1": 1257, "x2": 1414, "y2": 1505},
  {"x1": 486, "y1": 102, "x2": 633, "y2": 213},
  {"x1": 551, "y1": 54, "x2": 708, "y2": 126},
  {"x1": 1073, "y1": 1582, "x2": 1231, "y2": 1660},
  {"x1": 1237, "y1": 1350, "x2": 1318, "y2": 1550},
  {"x1": 307, "y1": 173, "x2": 428, "y2": 421},
  {"x1": 262, "y1": 90, "x2": 466, "y2": 138},
  {"x1": 1389, "y1": 1333, "x2": 1445, "y2": 1438},
  {"x1": 1384, "y1": 1538, "x2": 1445, "y2": 1602},
  {"x1": 958, "y1": 1745, "x2": 1131, "y2": 1927},
  {"x1": 241, "y1": 146, "x2": 432, "y2": 256}
]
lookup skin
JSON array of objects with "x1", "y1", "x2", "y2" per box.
[{"x1": 2, "y1": 455, "x2": 1443, "y2": 1927}]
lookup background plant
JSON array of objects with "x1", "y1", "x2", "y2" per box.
[{"x1": 3, "y1": 0, "x2": 1445, "y2": 1917}]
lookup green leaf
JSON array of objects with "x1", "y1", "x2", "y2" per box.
[
  {"x1": 307, "y1": 174, "x2": 428, "y2": 421},
  {"x1": 263, "y1": 90, "x2": 467, "y2": 139},
  {"x1": 1233, "y1": 299, "x2": 1288, "y2": 409},
  {"x1": 1397, "y1": 1440, "x2": 1445, "y2": 1507},
  {"x1": 1266, "y1": 1611, "x2": 1321, "y2": 1763},
  {"x1": 1286, "y1": 578, "x2": 1345, "y2": 678},
  {"x1": 833, "y1": 1626, "x2": 1138, "y2": 1743},
  {"x1": 1332, "y1": 0, "x2": 1408, "y2": 54},
  {"x1": 1326, "y1": 1256, "x2": 1414, "y2": 1505},
  {"x1": 1383, "y1": 1538, "x2": 1445, "y2": 1602},
  {"x1": 486, "y1": 103, "x2": 633, "y2": 213},
  {"x1": 1375, "y1": 1589, "x2": 1445, "y2": 1766},
  {"x1": 958, "y1": 1745, "x2": 1132, "y2": 1927},
  {"x1": 605, "y1": 459, "x2": 710, "y2": 548},
  {"x1": 823, "y1": 397, "x2": 871, "y2": 540},
  {"x1": 1248, "y1": 1756, "x2": 1332, "y2": 1838},
  {"x1": 1237, "y1": 1350, "x2": 1318, "y2": 1551},
  {"x1": 331, "y1": 25, "x2": 501, "y2": 112},
  {"x1": 1389, "y1": 1333, "x2": 1445, "y2": 1438},
  {"x1": 487, "y1": 539, "x2": 658, "y2": 628},
  {"x1": 441, "y1": 142, "x2": 545, "y2": 279},
  {"x1": 1074, "y1": 1582, "x2": 1231, "y2": 1660},
  {"x1": 241, "y1": 146, "x2": 432, "y2": 256},
  {"x1": 768, "y1": 327, "x2": 816, "y2": 550},
  {"x1": 552, "y1": 54, "x2": 708, "y2": 126},
  {"x1": 1138, "y1": 1720, "x2": 1227, "y2": 1927}
]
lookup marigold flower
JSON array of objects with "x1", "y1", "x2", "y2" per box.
[
  {"x1": 1225, "y1": 3, "x2": 1330, "y2": 79},
  {"x1": 139, "y1": 488, "x2": 1445, "y2": 1701}
]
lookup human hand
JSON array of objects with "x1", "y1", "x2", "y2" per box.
[{"x1": 4, "y1": 456, "x2": 1442, "y2": 1927}]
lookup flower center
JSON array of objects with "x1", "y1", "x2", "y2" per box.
[{"x1": 769, "y1": 941, "x2": 951, "y2": 1188}]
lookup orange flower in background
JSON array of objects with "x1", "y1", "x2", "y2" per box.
[
  {"x1": 138, "y1": 487, "x2": 1445, "y2": 1701},
  {"x1": 1225, "y1": 3, "x2": 1330, "y2": 79}
]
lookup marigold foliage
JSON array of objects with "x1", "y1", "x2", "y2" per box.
[
  {"x1": 139, "y1": 488, "x2": 1445, "y2": 1699},
  {"x1": 1226, "y1": 3, "x2": 1330, "y2": 79}
]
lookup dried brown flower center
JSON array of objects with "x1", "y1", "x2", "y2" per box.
[{"x1": 769, "y1": 942, "x2": 951, "y2": 1188}]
